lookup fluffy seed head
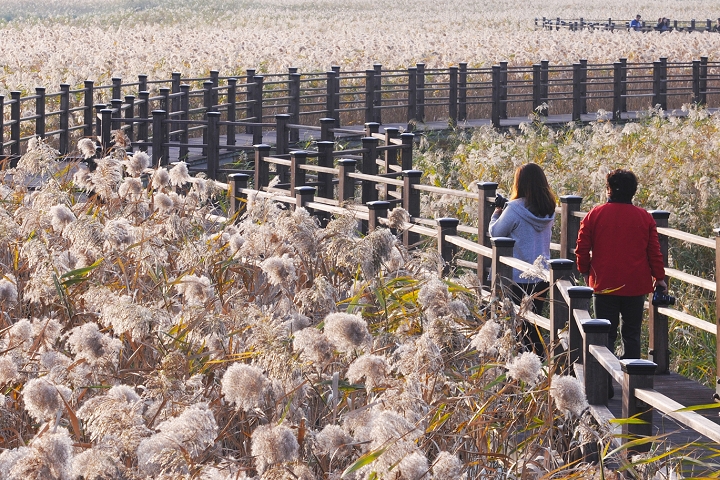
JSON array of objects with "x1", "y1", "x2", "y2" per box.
[
  {"x1": 250, "y1": 423, "x2": 299, "y2": 473},
  {"x1": 221, "y1": 363, "x2": 271, "y2": 411},
  {"x1": 323, "y1": 312, "x2": 371, "y2": 353},
  {"x1": 550, "y1": 375, "x2": 589, "y2": 416},
  {"x1": 505, "y1": 351, "x2": 543, "y2": 386}
]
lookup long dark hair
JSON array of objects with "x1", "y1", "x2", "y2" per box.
[{"x1": 510, "y1": 163, "x2": 556, "y2": 217}]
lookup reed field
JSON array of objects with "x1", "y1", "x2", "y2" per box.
[{"x1": 1, "y1": 1, "x2": 720, "y2": 479}]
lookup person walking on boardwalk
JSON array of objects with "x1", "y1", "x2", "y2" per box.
[
  {"x1": 489, "y1": 163, "x2": 556, "y2": 357},
  {"x1": 575, "y1": 169, "x2": 667, "y2": 361},
  {"x1": 630, "y1": 14, "x2": 642, "y2": 31}
]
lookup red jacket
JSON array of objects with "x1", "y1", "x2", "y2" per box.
[{"x1": 575, "y1": 202, "x2": 665, "y2": 296}]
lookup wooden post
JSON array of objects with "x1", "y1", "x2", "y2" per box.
[
  {"x1": 171, "y1": 72, "x2": 181, "y2": 141},
  {"x1": 449, "y1": 66, "x2": 458, "y2": 126},
  {"x1": 384, "y1": 127, "x2": 400, "y2": 198},
  {"x1": 138, "y1": 74, "x2": 147, "y2": 93},
  {"x1": 438, "y1": 218, "x2": 460, "y2": 276},
  {"x1": 111, "y1": 77, "x2": 122, "y2": 100},
  {"x1": 123, "y1": 95, "x2": 135, "y2": 148},
  {"x1": 245, "y1": 69, "x2": 255, "y2": 134},
  {"x1": 548, "y1": 259, "x2": 574, "y2": 369},
  {"x1": 202, "y1": 81, "x2": 213, "y2": 156},
  {"x1": 290, "y1": 150, "x2": 307, "y2": 193},
  {"x1": 84, "y1": 80, "x2": 95, "y2": 137},
  {"x1": 490, "y1": 237, "x2": 514, "y2": 296},
  {"x1": 579, "y1": 59, "x2": 588, "y2": 114},
  {"x1": 499, "y1": 61, "x2": 508, "y2": 120},
  {"x1": 35, "y1": 87, "x2": 46, "y2": 139},
  {"x1": 491, "y1": 65, "x2": 501, "y2": 128},
  {"x1": 477, "y1": 182, "x2": 498, "y2": 286},
  {"x1": 138, "y1": 91, "x2": 150, "y2": 153},
  {"x1": 252, "y1": 76, "x2": 264, "y2": 145},
  {"x1": 692, "y1": 59, "x2": 702, "y2": 105},
  {"x1": 206, "y1": 111, "x2": 220, "y2": 180},
  {"x1": 621, "y1": 359, "x2": 657, "y2": 454},
  {"x1": 326, "y1": 70, "x2": 337, "y2": 120},
  {"x1": 254, "y1": 144, "x2": 271, "y2": 191},
  {"x1": 373, "y1": 63, "x2": 382, "y2": 124},
  {"x1": 316, "y1": 141, "x2": 334, "y2": 200},
  {"x1": 111, "y1": 98, "x2": 122, "y2": 132},
  {"x1": 227, "y1": 77, "x2": 237, "y2": 146},
  {"x1": 361, "y1": 136, "x2": 379, "y2": 204},
  {"x1": 275, "y1": 114, "x2": 290, "y2": 156},
  {"x1": 458, "y1": 62, "x2": 467, "y2": 121},
  {"x1": 649, "y1": 210, "x2": 670, "y2": 374},
  {"x1": 289, "y1": 72, "x2": 301, "y2": 143},
  {"x1": 228, "y1": 173, "x2": 249, "y2": 218},
  {"x1": 653, "y1": 60, "x2": 667, "y2": 110},
  {"x1": 364, "y1": 69, "x2": 375, "y2": 124},
  {"x1": 332, "y1": 65, "x2": 341, "y2": 127},
  {"x1": 533, "y1": 63, "x2": 543, "y2": 113},
  {"x1": 407, "y1": 66, "x2": 417, "y2": 125},
  {"x1": 567, "y1": 286, "x2": 593, "y2": 367},
  {"x1": 101, "y1": 108, "x2": 113, "y2": 151},
  {"x1": 583, "y1": 318, "x2": 611, "y2": 405},
  {"x1": 560, "y1": 195, "x2": 583, "y2": 265},
  {"x1": 700, "y1": 56, "x2": 708, "y2": 105},
  {"x1": 338, "y1": 159, "x2": 357, "y2": 203},
  {"x1": 368, "y1": 200, "x2": 390, "y2": 232},
  {"x1": 572, "y1": 63, "x2": 582, "y2": 121},
  {"x1": 400, "y1": 133, "x2": 414, "y2": 171},
  {"x1": 613, "y1": 61, "x2": 623, "y2": 120},
  {"x1": 179, "y1": 85, "x2": 190, "y2": 160},
  {"x1": 403, "y1": 170, "x2": 422, "y2": 248},
  {"x1": 416, "y1": 63, "x2": 425, "y2": 122},
  {"x1": 364, "y1": 122, "x2": 380, "y2": 136},
  {"x1": 59, "y1": 84, "x2": 70, "y2": 154},
  {"x1": 320, "y1": 117, "x2": 335, "y2": 142},
  {"x1": 151, "y1": 110, "x2": 167, "y2": 166},
  {"x1": 540, "y1": 60, "x2": 549, "y2": 114},
  {"x1": 94, "y1": 104, "x2": 104, "y2": 141},
  {"x1": 10, "y1": 91, "x2": 21, "y2": 160},
  {"x1": 295, "y1": 186, "x2": 315, "y2": 213}
]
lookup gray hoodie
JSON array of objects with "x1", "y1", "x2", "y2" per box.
[{"x1": 488, "y1": 198, "x2": 555, "y2": 283}]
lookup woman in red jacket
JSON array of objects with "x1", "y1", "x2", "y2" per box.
[{"x1": 575, "y1": 169, "x2": 667, "y2": 360}]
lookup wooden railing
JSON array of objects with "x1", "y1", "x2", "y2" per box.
[
  {"x1": 204, "y1": 139, "x2": 720, "y2": 449},
  {"x1": 3, "y1": 57, "x2": 720, "y2": 166},
  {"x1": 536, "y1": 17, "x2": 720, "y2": 33}
]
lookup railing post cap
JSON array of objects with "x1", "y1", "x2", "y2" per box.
[
  {"x1": 548, "y1": 258, "x2": 575, "y2": 269},
  {"x1": 567, "y1": 286, "x2": 594, "y2": 298},
  {"x1": 403, "y1": 170, "x2": 422, "y2": 177},
  {"x1": 203, "y1": 80, "x2": 213, "y2": 85},
  {"x1": 367, "y1": 200, "x2": 391, "y2": 210},
  {"x1": 320, "y1": 117, "x2": 335, "y2": 123},
  {"x1": 582, "y1": 318, "x2": 611, "y2": 333},
  {"x1": 228, "y1": 173, "x2": 250, "y2": 180},
  {"x1": 362, "y1": 136, "x2": 379, "y2": 143},
  {"x1": 254, "y1": 144, "x2": 271, "y2": 151},
  {"x1": 275, "y1": 113, "x2": 291, "y2": 119},
  {"x1": 490, "y1": 237, "x2": 515, "y2": 247},
  {"x1": 338, "y1": 158, "x2": 357, "y2": 166},
  {"x1": 151, "y1": 109, "x2": 166, "y2": 114},
  {"x1": 295, "y1": 186, "x2": 316, "y2": 194},
  {"x1": 437, "y1": 217, "x2": 460, "y2": 227},
  {"x1": 384, "y1": 127, "x2": 400, "y2": 133},
  {"x1": 620, "y1": 359, "x2": 658, "y2": 375},
  {"x1": 400, "y1": 132, "x2": 416, "y2": 139},
  {"x1": 649, "y1": 210, "x2": 671, "y2": 219},
  {"x1": 207, "y1": 111, "x2": 221, "y2": 117},
  {"x1": 290, "y1": 150, "x2": 308, "y2": 157},
  {"x1": 560, "y1": 195, "x2": 583, "y2": 204},
  {"x1": 364, "y1": 122, "x2": 380, "y2": 128},
  {"x1": 477, "y1": 181, "x2": 499, "y2": 190},
  {"x1": 316, "y1": 140, "x2": 334, "y2": 147}
]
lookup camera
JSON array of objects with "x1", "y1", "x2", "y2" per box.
[
  {"x1": 651, "y1": 285, "x2": 675, "y2": 307},
  {"x1": 493, "y1": 193, "x2": 508, "y2": 209}
]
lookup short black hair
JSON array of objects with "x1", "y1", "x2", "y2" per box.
[{"x1": 606, "y1": 169, "x2": 638, "y2": 202}]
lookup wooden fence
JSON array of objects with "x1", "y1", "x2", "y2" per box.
[
  {"x1": 206, "y1": 133, "x2": 720, "y2": 451},
  {"x1": 3, "y1": 58, "x2": 720, "y2": 169},
  {"x1": 536, "y1": 17, "x2": 720, "y2": 32}
]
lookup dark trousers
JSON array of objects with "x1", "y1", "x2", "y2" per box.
[
  {"x1": 593, "y1": 294, "x2": 646, "y2": 359},
  {"x1": 510, "y1": 282, "x2": 549, "y2": 358}
]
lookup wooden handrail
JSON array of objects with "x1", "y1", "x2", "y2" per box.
[
  {"x1": 657, "y1": 226, "x2": 716, "y2": 249},
  {"x1": 634, "y1": 388, "x2": 720, "y2": 443}
]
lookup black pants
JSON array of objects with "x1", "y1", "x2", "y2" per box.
[
  {"x1": 510, "y1": 282, "x2": 549, "y2": 357},
  {"x1": 593, "y1": 294, "x2": 646, "y2": 359}
]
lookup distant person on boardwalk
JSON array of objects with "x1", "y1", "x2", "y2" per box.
[
  {"x1": 713, "y1": 18, "x2": 720, "y2": 32},
  {"x1": 489, "y1": 163, "x2": 556, "y2": 357},
  {"x1": 630, "y1": 14, "x2": 642, "y2": 31},
  {"x1": 575, "y1": 169, "x2": 667, "y2": 361},
  {"x1": 656, "y1": 17, "x2": 669, "y2": 31}
]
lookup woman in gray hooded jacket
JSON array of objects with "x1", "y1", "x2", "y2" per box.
[{"x1": 489, "y1": 163, "x2": 556, "y2": 356}]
